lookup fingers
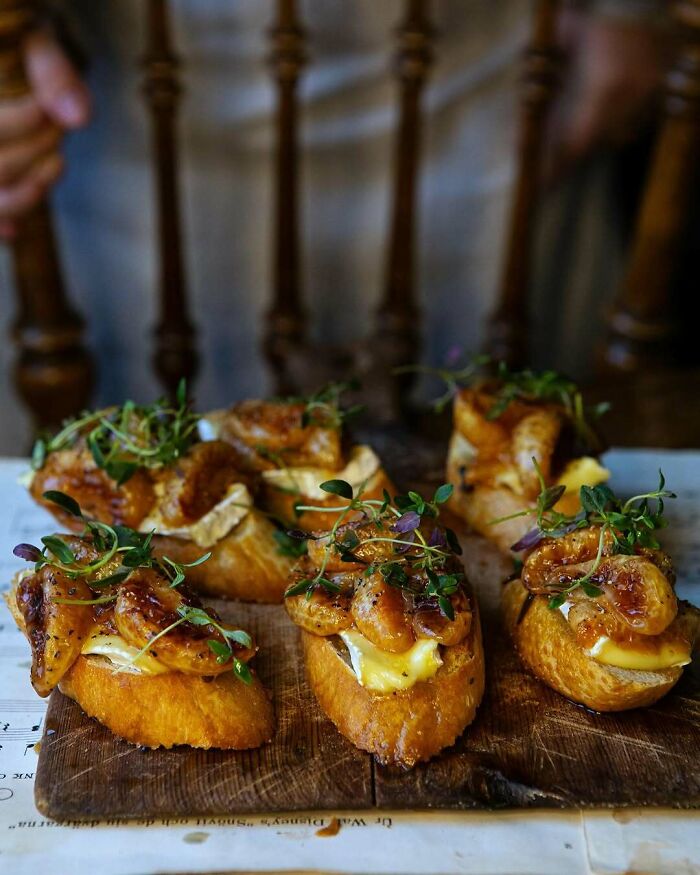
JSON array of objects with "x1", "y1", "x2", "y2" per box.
[
  {"x1": 543, "y1": 14, "x2": 666, "y2": 186},
  {"x1": 0, "y1": 30, "x2": 89, "y2": 234},
  {"x1": 0, "y1": 121, "x2": 61, "y2": 186},
  {"x1": 0, "y1": 151, "x2": 64, "y2": 233},
  {"x1": 24, "y1": 29, "x2": 90, "y2": 129}
]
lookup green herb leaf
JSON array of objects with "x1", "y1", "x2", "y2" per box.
[
  {"x1": 233, "y1": 658, "x2": 253, "y2": 685},
  {"x1": 273, "y1": 529, "x2": 308, "y2": 558},
  {"x1": 320, "y1": 479, "x2": 354, "y2": 499},
  {"x1": 42, "y1": 490, "x2": 83, "y2": 519},
  {"x1": 40, "y1": 536, "x2": 76, "y2": 565},
  {"x1": 31, "y1": 439, "x2": 46, "y2": 471},
  {"x1": 207, "y1": 639, "x2": 231, "y2": 664},
  {"x1": 433, "y1": 483, "x2": 453, "y2": 505}
]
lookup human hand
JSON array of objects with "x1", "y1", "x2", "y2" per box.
[
  {"x1": 0, "y1": 28, "x2": 90, "y2": 239},
  {"x1": 545, "y1": 9, "x2": 668, "y2": 182}
]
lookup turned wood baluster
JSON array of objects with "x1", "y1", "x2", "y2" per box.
[
  {"x1": 265, "y1": 0, "x2": 307, "y2": 392},
  {"x1": 599, "y1": 0, "x2": 700, "y2": 374},
  {"x1": 376, "y1": 0, "x2": 433, "y2": 378},
  {"x1": 486, "y1": 0, "x2": 562, "y2": 367},
  {"x1": 143, "y1": 0, "x2": 197, "y2": 396},
  {"x1": 0, "y1": 0, "x2": 92, "y2": 430}
]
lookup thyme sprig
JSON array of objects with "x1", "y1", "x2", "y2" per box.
[
  {"x1": 31, "y1": 379, "x2": 200, "y2": 485},
  {"x1": 13, "y1": 492, "x2": 252, "y2": 682},
  {"x1": 398, "y1": 356, "x2": 608, "y2": 449},
  {"x1": 13, "y1": 490, "x2": 210, "y2": 599},
  {"x1": 280, "y1": 380, "x2": 364, "y2": 430},
  {"x1": 283, "y1": 481, "x2": 463, "y2": 619},
  {"x1": 490, "y1": 465, "x2": 676, "y2": 609}
]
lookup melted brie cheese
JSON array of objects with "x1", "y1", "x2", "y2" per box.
[
  {"x1": 555, "y1": 457, "x2": 610, "y2": 513},
  {"x1": 139, "y1": 481, "x2": 252, "y2": 547},
  {"x1": 197, "y1": 411, "x2": 226, "y2": 442},
  {"x1": 262, "y1": 444, "x2": 380, "y2": 501},
  {"x1": 81, "y1": 634, "x2": 170, "y2": 675},
  {"x1": 447, "y1": 431, "x2": 477, "y2": 472},
  {"x1": 587, "y1": 635, "x2": 691, "y2": 671},
  {"x1": 339, "y1": 629, "x2": 442, "y2": 693}
]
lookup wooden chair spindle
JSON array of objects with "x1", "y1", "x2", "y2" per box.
[
  {"x1": 377, "y1": 0, "x2": 433, "y2": 379},
  {"x1": 486, "y1": 0, "x2": 562, "y2": 367},
  {"x1": 143, "y1": 0, "x2": 198, "y2": 397},
  {"x1": 599, "y1": 0, "x2": 700, "y2": 374},
  {"x1": 265, "y1": 0, "x2": 307, "y2": 393}
]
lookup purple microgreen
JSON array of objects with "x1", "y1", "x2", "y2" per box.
[
  {"x1": 392, "y1": 511, "x2": 421, "y2": 534},
  {"x1": 13, "y1": 543, "x2": 43, "y2": 563},
  {"x1": 510, "y1": 528, "x2": 545, "y2": 552},
  {"x1": 394, "y1": 530, "x2": 416, "y2": 554},
  {"x1": 428, "y1": 527, "x2": 447, "y2": 549}
]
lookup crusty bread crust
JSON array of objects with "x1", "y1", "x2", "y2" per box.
[
  {"x1": 447, "y1": 445, "x2": 533, "y2": 554},
  {"x1": 502, "y1": 578, "x2": 684, "y2": 712},
  {"x1": 60, "y1": 655, "x2": 274, "y2": 749},
  {"x1": 301, "y1": 595, "x2": 485, "y2": 767},
  {"x1": 153, "y1": 510, "x2": 293, "y2": 602},
  {"x1": 263, "y1": 467, "x2": 395, "y2": 532}
]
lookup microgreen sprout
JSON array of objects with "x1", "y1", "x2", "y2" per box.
[
  {"x1": 13, "y1": 493, "x2": 253, "y2": 683},
  {"x1": 397, "y1": 355, "x2": 609, "y2": 450},
  {"x1": 490, "y1": 464, "x2": 675, "y2": 609},
  {"x1": 283, "y1": 480, "x2": 463, "y2": 619},
  {"x1": 280, "y1": 379, "x2": 364, "y2": 430},
  {"x1": 13, "y1": 490, "x2": 210, "y2": 601},
  {"x1": 31, "y1": 379, "x2": 200, "y2": 485}
]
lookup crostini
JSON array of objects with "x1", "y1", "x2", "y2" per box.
[
  {"x1": 499, "y1": 475, "x2": 700, "y2": 711},
  {"x1": 25, "y1": 384, "x2": 293, "y2": 601},
  {"x1": 445, "y1": 363, "x2": 609, "y2": 553},
  {"x1": 283, "y1": 480, "x2": 484, "y2": 767},
  {"x1": 200, "y1": 382, "x2": 394, "y2": 532},
  {"x1": 6, "y1": 492, "x2": 274, "y2": 748}
]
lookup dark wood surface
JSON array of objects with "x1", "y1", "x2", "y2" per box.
[
  {"x1": 35, "y1": 520, "x2": 700, "y2": 820},
  {"x1": 35, "y1": 602, "x2": 373, "y2": 819}
]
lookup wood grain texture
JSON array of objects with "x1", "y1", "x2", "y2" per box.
[
  {"x1": 35, "y1": 603, "x2": 372, "y2": 819},
  {"x1": 1, "y1": 0, "x2": 93, "y2": 430},
  {"x1": 34, "y1": 434, "x2": 700, "y2": 818}
]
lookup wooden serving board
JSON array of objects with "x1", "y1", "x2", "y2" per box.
[
  {"x1": 34, "y1": 531, "x2": 700, "y2": 819},
  {"x1": 33, "y1": 432, "x2": 700, "y2": 818}
]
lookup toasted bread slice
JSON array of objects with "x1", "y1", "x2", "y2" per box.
[
  {"x1": 501, "y1": 578, "x2": 696, "y2": 711},
  {"x1": 59, "y1": 655, "x2": 274, "y2": 749},
  {"x1": 447, "y1": 453, "x2": 532, "y2": 554},
  {"x1": 263, "y1": 466, "x2": 395, "y2": 532},
  {"x1": 301, "y1": 596, "x2": 485, "y2": 767},
  {"x1": 153, "y1": 510, "x2": 293, "y2": 602}
]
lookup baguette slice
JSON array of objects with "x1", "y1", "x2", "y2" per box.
[
  {"x1": 301, "y1": 595, "x2": 485, "y2": 767},
  {"x1": 153, "y1": 509, "x2": 293, "y2": 602},
  {"x1": 446, "y1": 480, "x2": 533, "y2": 555},
  {"x1": 263, "y1": 466, "x2": 395, "y2": 532},
  {"x1": 502, "y1": 578, "x2": 696, "y2": 711},
  {"x1": 59, "y1": 655, "x2": 274, "y2": 749}
]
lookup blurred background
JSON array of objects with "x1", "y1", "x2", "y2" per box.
[{"x1": 0, "y1": 0, "x2": 698, "y2": 453}]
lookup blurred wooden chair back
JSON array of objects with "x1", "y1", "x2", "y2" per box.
[{"x1": 2, "y1": 0, "x2": 700, "y2": 434}]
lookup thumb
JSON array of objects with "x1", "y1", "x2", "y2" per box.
[{"x1": 24, "y1": 29, "x2": 90, "y2": 129}]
